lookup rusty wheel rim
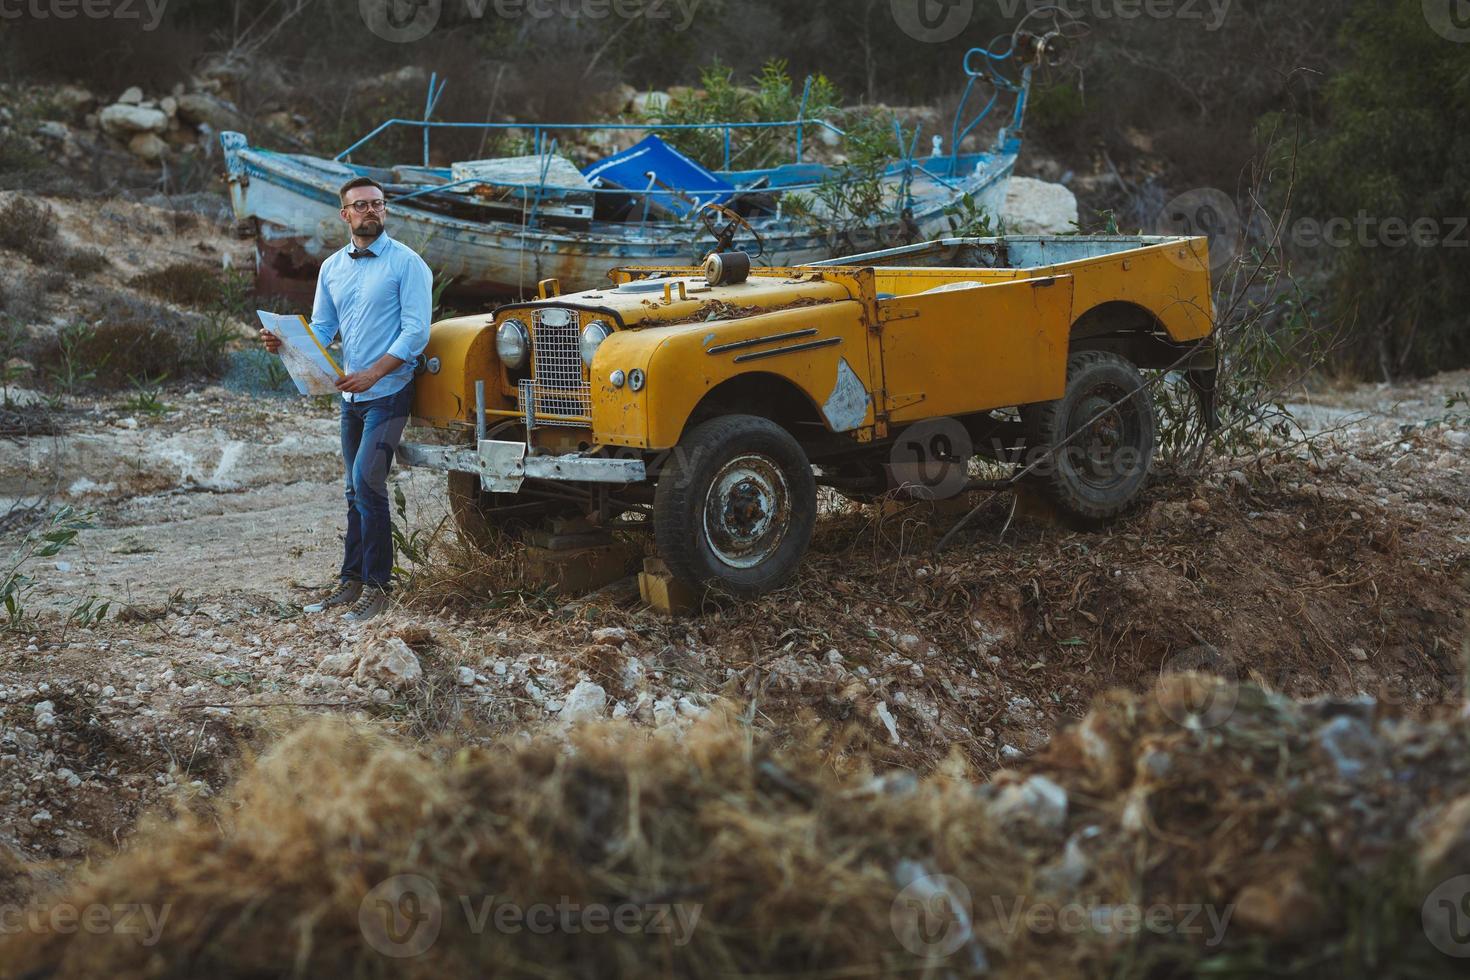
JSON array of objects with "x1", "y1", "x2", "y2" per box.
[{"x1": 702, "y1": 454, "x2": 790, "y2": 570}]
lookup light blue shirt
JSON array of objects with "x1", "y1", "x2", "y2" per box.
[{"x1": 309, "y1": 231, "x2": 433, "y2": 402}]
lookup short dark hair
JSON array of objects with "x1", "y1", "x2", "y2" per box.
[{"x1": 339, "y1": 176, "x2": 386, "y2": 206}]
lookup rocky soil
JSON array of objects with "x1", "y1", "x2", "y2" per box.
[{"x1": 2, "y1": 360, "x2": 1467, "y2": 900}]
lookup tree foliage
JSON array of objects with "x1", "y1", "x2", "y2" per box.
[{"x1": 1289, "y1": 0, "x2": 1470, "y2": 378}]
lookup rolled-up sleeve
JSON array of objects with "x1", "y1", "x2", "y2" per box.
[
  {"x1": 387, "y1": 256, "x2": 433, "y2": 363},
  {"x1": 309, "y1": 260, "x2": 340, "y2": 345}
]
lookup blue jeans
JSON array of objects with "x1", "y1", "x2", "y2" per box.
[{"x1": 339, "y1": 384, "x2": 413, "y2": 589}]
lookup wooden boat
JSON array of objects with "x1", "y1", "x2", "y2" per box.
[{"x1": 221, "y1": 34, "x2": 1053, "y2": 301}]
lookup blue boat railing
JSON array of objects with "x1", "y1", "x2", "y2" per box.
[
  {"x1": 324, "y1": 31, "x2": 1053, "y2": 226},
  {"x1": 335, "y1": 34, "x2": 1037, "y2": 175},
  {"x1": 336, "y1": 114, "x2": 852, "y2": 172}
]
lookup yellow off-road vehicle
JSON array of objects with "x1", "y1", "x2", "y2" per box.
[{"x1": 398, "y1": 235, "x2": 1216, "y2": 596}]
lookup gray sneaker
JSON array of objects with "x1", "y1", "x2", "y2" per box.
[
  {"x1": 304, "y1": 580, "x2": 362, "y2": 614},
  {"x1": 342, "y1": 586, "x2": 389, "y2": 624}
]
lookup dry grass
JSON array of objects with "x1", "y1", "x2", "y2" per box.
[
  {"x1": 130, "y1": 263, "x2": 236, "y2": 311},
  {"x1": 6, "y1": 674, "x2": 1470, "y2": 977},
  {"x1": 0, "y1": 712, "x2": 1022, "y2": 978}
]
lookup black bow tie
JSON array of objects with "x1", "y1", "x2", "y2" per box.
[{"x1": 349, "y1": 248, "x2": 377, "y2": 260}]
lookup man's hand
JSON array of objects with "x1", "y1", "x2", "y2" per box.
[
  {"x1": 335, "y1": 368, "x2": 384, "y2": 393},
  {"x1": 260, "y1": 328, "x2": 282, "y2": 354}
]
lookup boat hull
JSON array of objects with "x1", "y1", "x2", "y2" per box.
[{"x1": 221, "y1": 132, "x2": 1015, "y2": 301}]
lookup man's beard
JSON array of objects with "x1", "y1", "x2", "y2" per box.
[{"x1": 355, "y1": 218, "x2": 383, "y2": 238}]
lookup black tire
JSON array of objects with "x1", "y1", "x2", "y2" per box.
[
  {"x1": 653, "y1": 415, "x2": 817, "y2": 597},
  {"x1": 1022, "y1": 351, "x2": 1156, "y2": 521}
]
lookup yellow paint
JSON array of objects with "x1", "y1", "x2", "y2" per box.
[
  {"x1": 590, "y1": 301, "x2": 871, "y2": 449},
  {"x1": 877, "y1": 277, "x2": 1075, "y2": 423},
  {"x1": 408, "y1": 313, "x2": 502, "y2": 428},
  {"x1": 413, "y1": 236, "x2": 1214, "y2": 450}
]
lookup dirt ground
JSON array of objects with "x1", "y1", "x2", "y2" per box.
[
  {"x1": 2, "y1": 364, "x2": 1467, "y2": 893},
  {"x1": 1, "y1": 196, "x2": 1467, "y2": 910}
]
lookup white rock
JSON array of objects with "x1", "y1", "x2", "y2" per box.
[
  {"x1": 988, "y1": 775, "x2": 1069, "y2": 833},
  {"x1": 590, "y1": 626, "x2": 630, "y2": 647},
  {"x1": 353, "y1": 638, "x2": 422, "y2": 690},
  {"x1": 318, "y1": 651, "x2": 358, "y2": 676},
  {"x1": 128, "y1": 132, "x2": 168, "y2": 161},
  {"x1": 632, "y1": 91, "x2": 670, "y2": 116},
  {"x1": 455, "y1": 665, "x2": 476, "y2": 686},
  {"x1": 999, "y1": 743, "x2": 1025, "y2": 761},
  {"x1": 33, "y1": 701, "x2": 56, "y2": 728},
  {"x1": 1003, "y1": 176, "x2": 1080, "y2": 235},
  {"x1": 652, "y1": 696, "x2": 678, "y2": 728},
  {"x1": 174, "y1": 92, "x2": 244, "y2": 131},
  {"x1": 99, "y1": 103, "x2": 167, "y2": 136},
  {"x1": 560, "y1": 680, "x2": 608, "y2": 724},
  {"x1": 30, "y1": 810, "x2": 53, "y2": 826},
  {"x1": 118, "y1": 86, "x2": 144, "y2": 105},
  {"x1": 875, "y1": 702, "x2": 901, "y2": 745}
]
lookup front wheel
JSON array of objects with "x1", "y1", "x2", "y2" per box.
[
  {"x1": 1022, "y1": 350, "x2": 1156, "y2": 521},
  {"x1": 653, "y1": 415, "x2": 816, "y2": 597}
]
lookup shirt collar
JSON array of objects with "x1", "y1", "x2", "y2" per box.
[{"x1": 348, "y1": 231, "x2": 392, "y2": 257}]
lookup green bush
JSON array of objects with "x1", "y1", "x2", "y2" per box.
[
  {"x1": 647, "y1": 59, "x2": 840, "y2": 171},
  {"x1": 1282, "y1": 0, "x2": 1470, "y2": 378}
]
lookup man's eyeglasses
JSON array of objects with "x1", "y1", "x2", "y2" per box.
[{"x1": 344, "y1": 200, "x2": 387, "y2": 214}]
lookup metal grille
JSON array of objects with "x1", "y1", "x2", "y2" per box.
[{"x1": 520, "y1": 307, "x2": 592, "y2": 427}]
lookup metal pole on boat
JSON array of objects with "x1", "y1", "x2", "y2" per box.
[
  {"x1": 795, "y1": 76, "x2": 812, "y2": 164},
  {"x1": 424, "y1": 73, "x2": 435, "y2": 167},
  {"x1": 422, "y1": 73, "x2": 447, "y2": 167}
]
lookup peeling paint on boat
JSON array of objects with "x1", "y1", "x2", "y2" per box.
[{"x1": 220, "y1": 131, "x2": 1016, "y2": 299}]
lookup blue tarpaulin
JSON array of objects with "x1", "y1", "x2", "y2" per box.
[{"x1": 581, "y1": 134, "x2": 734, "y2": 219}]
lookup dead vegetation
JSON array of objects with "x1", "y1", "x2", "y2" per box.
[
  {"x1": 0, "y1": 197, "x2": 108, "y2": 277},
  {"x1": 4, "y1": 671, "x2": 1469, "y2": 978}
]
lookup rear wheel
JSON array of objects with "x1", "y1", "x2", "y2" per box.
[
  {"x1": 1022, "y1": 350, "x2": 1156, "y2": 521},
  {"x1": 654, "y1": 415, "x2": 817, "y2": 596}
]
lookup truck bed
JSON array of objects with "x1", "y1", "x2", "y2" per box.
[{"x1": 810, "y1": 235, "x2": 1192, "y2": 271}]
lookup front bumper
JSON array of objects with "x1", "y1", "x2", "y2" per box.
[{"x1": 396, "y1": 440, "x2": 646, "y2": 493}]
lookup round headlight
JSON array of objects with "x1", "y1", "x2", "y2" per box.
[
  {"x1": 496, "y1": 319, "x2": 529, "y2": 369},
  {"x1": 580, "y1": 320, "x2": 612, "y2": 367}
]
